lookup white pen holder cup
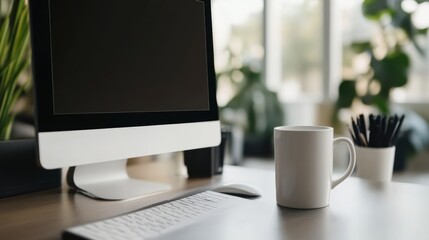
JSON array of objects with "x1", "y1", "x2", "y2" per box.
[{"x1": 356, "y1": 146, "x2": 396, "y2": 182}]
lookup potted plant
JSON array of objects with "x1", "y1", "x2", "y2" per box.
[
  {"x1": 0, "y1": 0, "x2": 31, "y2": 141},
  {"x1": 334, "y1": 0, "x2": 429, "y2": 170},
  {"x1": 0, "y1": 0, "x2": 60, "y2": 198},
  {"x1": 218, "y1": 50, "x2": 284, "y2": 157}
]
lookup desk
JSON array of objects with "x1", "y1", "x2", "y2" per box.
[{"x1": 1, "y1": 161, "x2": 429, "y2": 239}]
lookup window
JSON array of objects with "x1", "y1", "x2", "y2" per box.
[
  {"x1": 266, "y1": 0, "x2": 324, "y2": 102},
  {"x1": 211, "y1": 0, "x2": 429, "y2": 180},
  {"x1": 213, "y1": 0, "x2": 429, "y2": 123},
  {"x1": 212, "y1": 0, "x2": 264, "y2": 107}
]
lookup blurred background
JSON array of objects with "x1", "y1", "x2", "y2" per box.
[
  {"x1": 212, "y1": 0, "x2": 429, "y2": 182},
  {"x1": 2, "y1": 0, "x2": 429, "y2": 184}
]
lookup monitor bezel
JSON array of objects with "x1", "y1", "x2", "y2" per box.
[{"x1": 29, "y1": 0, "x2": 218, "y2": 133}]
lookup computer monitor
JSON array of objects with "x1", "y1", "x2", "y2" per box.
[{"x1": 29, "y1": 0, "x2": 220, "y2": 200}]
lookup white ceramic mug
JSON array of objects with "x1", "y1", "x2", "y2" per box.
[{"x1": 274, "y1": 126, "x2": 356, "y2": 209}]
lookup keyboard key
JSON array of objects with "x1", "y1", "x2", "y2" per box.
[{"x1": 65, "y1": 191, "x2": 246, "y2": 240}]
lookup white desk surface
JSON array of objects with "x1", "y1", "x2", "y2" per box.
[
  {"x1": 220, "y1": 167, "x2": 429, "y2": 240},
  {"x1": 1, "y1": 163, "x2": 429, "y2": 239}
]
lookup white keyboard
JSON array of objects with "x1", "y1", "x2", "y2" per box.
[{"x1": 64, "y1": 191, "x2": 246, "y2": 240}]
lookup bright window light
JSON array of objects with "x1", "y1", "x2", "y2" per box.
[{"x1": 412, "y1": 2, "x2": 429, "y2": 29}]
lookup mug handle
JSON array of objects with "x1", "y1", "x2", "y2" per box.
[{"x1": 331, "y1": 137, "x2": 356, "y2": 189}]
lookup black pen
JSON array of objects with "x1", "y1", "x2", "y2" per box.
[
  {"x1": 384, "y1": 117, "x2": 395, "y2": 147},
  {"x1": 359, "y1": 114, "x2": 368, "y2": 145},
  {"x1": 390, "y1": 115, "x2": 405, "y2": 146},
  {"x1": 375, "y1": 115, "x2": 381, "y2": 147},
  {"x1": 351, "y1": 118, "x2": 362, "y2": 146},
  {"x1": 381, "y1": 115, "x2": 387, "y2": 143},
  {"x1": 368, "y1": 114, "x2": 375, "y2": 147}
]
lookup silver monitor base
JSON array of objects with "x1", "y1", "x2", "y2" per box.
[{"x1": 67, "y1": 159, "x2": 171, "y2": 200}]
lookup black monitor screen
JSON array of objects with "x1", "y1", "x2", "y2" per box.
[{"x1": 49, "y1": 0, "x2": 209, "y2": 114}]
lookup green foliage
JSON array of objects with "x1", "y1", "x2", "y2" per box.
[
  {"x1": 336, "y1": 0, "x2": 429, "y2": 164},
  {"x1": 0, "y1": 0, "x2": 30, "y2": 141},
  {"x1": 362, "y1": 0, "x2": 391, "y2": 20},
  {"x1": 218, "y1": 52, "x2": 283, "y2": 139},
  {"x1": 372, "y1": 49, "x2": 409, "y2": 90},
  {"x1": 224, "y1": 65, "x2": 283, "y2": 137},
  {"x1": 336, "y1": 80, "x2": 356, "y2": 109},
  {"x1": 335, "y1": 0, "x2": 428, "y2": 116}
]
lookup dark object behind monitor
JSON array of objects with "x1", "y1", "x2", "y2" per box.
[
  {"x1": 184, "y1": 131, "x2": 228, "y2": 178},
  {"x1": 0, "y1": 139, "x2": 61, "y2": 198}
]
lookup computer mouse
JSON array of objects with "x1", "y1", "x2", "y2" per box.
[{"x1": 213, "y1": 183, "x2": 261, "y2": 197}]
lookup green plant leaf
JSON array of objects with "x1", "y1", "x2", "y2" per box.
[
  {"x1": 372, "y1": 95, "x2": 389, "y2": 113},
  {"x1": 8, "y1": 0, "x2": 25, "y2": 43},
  {"x1": 0, "y1": 115, "x2": 13, "y2": 141},
  {"x1": 0, "y1": 17, "x2": 10, "y2": 64},
  {"x1": 351, "y1": 41, "x2": 372, "y2": 53},
  {"x1": 0, "y1": 0, "x2": 30, "y2": 141},
  {"x1": 371, "y1": 49, "x2": 409, "y2": 91},
  {"x1": 336, "y1": 80, "x2": 357, "y2": 109},
  {"x1": 362, "y1": 0, "x2": 391, "y2": 20}
]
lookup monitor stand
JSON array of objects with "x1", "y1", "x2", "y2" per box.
[{"x1": 66, "y1": 159, "x2": 171, "y2": 200}]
